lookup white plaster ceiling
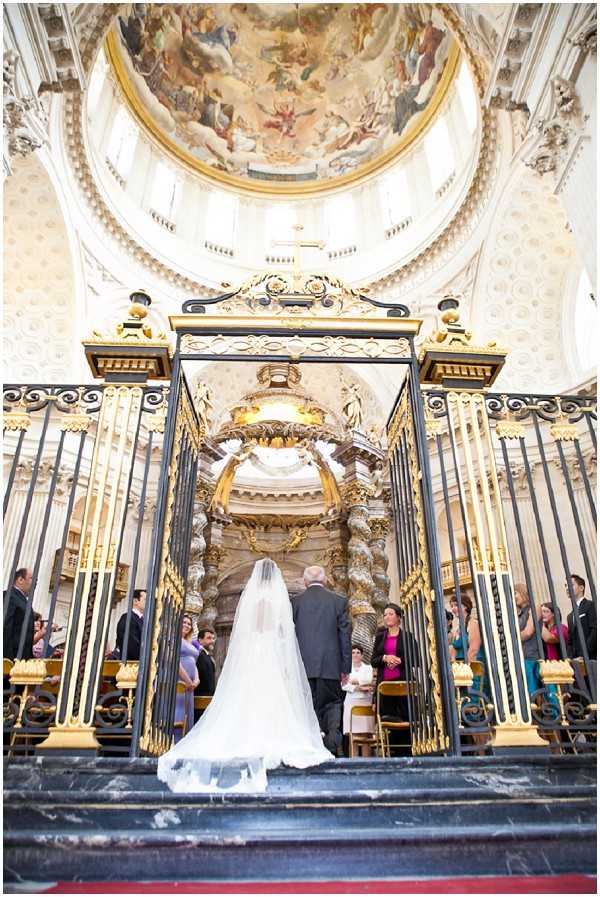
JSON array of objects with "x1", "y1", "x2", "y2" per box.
[
  {"x1": 472, "y1": 162, "x2": 578, "y2": 393},
  {"x1": 3, "y1": 154, "x2": 78, "y2": 383}
]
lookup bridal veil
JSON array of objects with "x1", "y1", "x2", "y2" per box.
[{"x1": 157, "y1": 558, "x2": 331, "y2": 793}]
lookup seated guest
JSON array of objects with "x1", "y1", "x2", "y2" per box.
[
  {"x1": 342, "y1": 645, "x2": 374, "y2": 757},
  {"x1": 4, "y1": 567, "x2": 34, "y2": 660},
  {"x1": 541, "y1": 603, "x2": 568, "y2": 661},
  {"x1": 174, "y1": 614, "x2": 199, "y2": 742},
  {"x1": 371, "y1": 603, "x2": 418, "y2": 728},
  {"x1": 32, "y1": 613, "x2": 61, "y2": 658},
  {"x1": 115, "y1": 589, "x2": 146, "y2": 661},
  {"x1": 194, "y1": 627, "x2": 216, "y2": 723},
  {"x1": 514, "y1": 583, "x2": 541, "y2": 697}
]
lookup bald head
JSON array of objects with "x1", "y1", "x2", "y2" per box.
[{"x1": 303, "y1": 565, "x2": 327, "y2": 588}]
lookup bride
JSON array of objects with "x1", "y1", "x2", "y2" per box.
[{"x1": 157, "y1": 558, "x2": 332, "y2": 793}]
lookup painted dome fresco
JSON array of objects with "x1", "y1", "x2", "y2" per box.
[{"x1": 108, "y1": 3, "x2": 458, "y2": 192}]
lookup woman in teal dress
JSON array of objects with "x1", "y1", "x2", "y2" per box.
[{"x1": 449, "y1": 595, "x2": 486, "y2": 700}]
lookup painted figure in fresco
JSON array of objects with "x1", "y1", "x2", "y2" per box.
[
  {"x1": 116, "y1": 3, "x2": 451, "y2": 183},
  {"x1": 257, "y1": 100, "x2": 316, "y2": 140}
]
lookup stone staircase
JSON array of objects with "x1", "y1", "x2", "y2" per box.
[{"x1": 3, "y1": 754, "x2": 596, "y2": 888}]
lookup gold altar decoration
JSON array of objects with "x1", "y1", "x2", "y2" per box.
[
  {"x1": 241, "y1": 524, "x2": 313, "y2": 556},
  {"x1": 419, "y1": 296, "x2": 507, "y2": 389},
  {"x1": 85, "y1": 289, "x2": 171, "y2": 381}
]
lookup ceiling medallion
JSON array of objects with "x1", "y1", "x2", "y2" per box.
[{"x1": 107, "y1": 3, "x2": 459, "y2": 195}]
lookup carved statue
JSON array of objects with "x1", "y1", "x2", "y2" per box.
[
  {"x1": 341, "y1": 381, "x2": 363, "y2": 431},
  {"x1": 371, "y1": 462, "x2": 385, "y2": 498},
  {"x1": 366, "y1": 424, "x2": 383, "y2": 448},
  {"x1": 194, "y1": 382, "x2": 213, "y2": 433}
]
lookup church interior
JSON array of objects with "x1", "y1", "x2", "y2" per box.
[{"x1": 3, "y1": 2, "x2": 597, "y2": 893}]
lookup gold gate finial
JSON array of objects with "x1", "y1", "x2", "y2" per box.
[{"x1": 272, "y1": 224, "x2": 325, "y2": 293}]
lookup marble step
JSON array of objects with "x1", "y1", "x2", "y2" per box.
[{"x1": 4, "y1": 755, "x2": 596, "y2": 885}]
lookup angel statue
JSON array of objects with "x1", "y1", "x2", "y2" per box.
[
  {"x1": 341, "y1": 381, "x2": 363, "y2": 431},
  {"x1": 194, "y1": 382, "x2": 213, "y2": 433}
]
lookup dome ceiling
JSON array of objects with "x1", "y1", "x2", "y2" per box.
[{"x1": 108, "y1": 3, "x2": 458, "y2": 194}]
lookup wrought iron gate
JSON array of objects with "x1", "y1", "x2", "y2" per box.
[
  {"x1": 386, "y1": 365, "x2": 457, "y2": 755},
  {"x1": 132, "y1": 362, "x2": 201, "y2": 756}
]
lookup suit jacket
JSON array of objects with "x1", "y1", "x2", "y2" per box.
[
  {"x1": 115, "y1": 611, "x2": 143, "y2": 661},
  {"x1": 3, "y1": 586, "x2": 34, "y2": 661},
  {"x1": 568, "y1": 598, "x2": 596, "y2": 660},
  {"x1": 371, "y1": 627, "x2": 419, "y2": 692},
  {"x1": 195, "y1": 646, "x2": 216, "y2": 696},
  {"x1": 292, "y1": 584, "x2": 351, "y2": 680}
]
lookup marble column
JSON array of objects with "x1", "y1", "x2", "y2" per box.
[
  {"x1": 369, "y1": 512, "x2": 392, "y2": 620},
  {"x1": 334, "y1": 433, "x2": 386, "y2": 657},
  {"x1": 321, "y1": 512, "x2": 349, "y2": 597},
  {"x1": 185, "y1": 476, "x2": 214, "y2": 618},
  {"x1": 199, "y1": 511, "x2": 230, "y2": 628}
]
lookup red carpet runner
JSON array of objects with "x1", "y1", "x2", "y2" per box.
[{"x1": 39, "y1": 874, "x2": 596, "y2": 894}]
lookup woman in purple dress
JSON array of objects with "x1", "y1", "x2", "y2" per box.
[{"x1": 174, "y1": 614, "x2": 199, "y2": 742}]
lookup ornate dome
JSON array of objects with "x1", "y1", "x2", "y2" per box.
[{"x1": 108, "y1": 3, "x2": 458, "y2": 193}]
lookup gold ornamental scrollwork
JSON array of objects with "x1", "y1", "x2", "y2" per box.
[
  {"x1": 341, "y1": 481, "x2": 372, "y2": 507},
  {"x1": 549, "y1": 423, "x2": 579, "y2": 442},
  {"x1": 195, "y1": 479, "x2": 215, "y2": 507},
  {"x1": 180, "y1": 332, "x2": 412, "y2": 362},
  {"x1": 204, "y1": 545, "x2": 227, "y2": 568},
  {"x1": 369, "y1": 517, "x2": 391, "y2": 541},
  {"x1": 496, "y1": 419, "x2": 526, "y2": 440}
]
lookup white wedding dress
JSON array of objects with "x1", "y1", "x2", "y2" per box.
[{"x1": 157, "y1": 558, "x2": 332, "y2": 793}]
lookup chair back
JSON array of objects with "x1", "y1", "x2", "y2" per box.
[
  {"x1": 376, "y1": 680, "x2": 408, "y2": 715},
  {"x1": 194, "y1": 695, "x2": 212, "y2": 711},
  {"x1": 470, "y1": 660, "x2": 485, "y2": 679},
  {"x1": 3, "y1": 658, "x2": 14, "y2": 676}
]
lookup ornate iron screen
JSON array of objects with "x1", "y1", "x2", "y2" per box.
[
  {"x1": 133, "y1": 365, "x2": 201, "y2": 756},
  {"x1": 386, "y1": 369, "x2": 457, "y2": 755}
]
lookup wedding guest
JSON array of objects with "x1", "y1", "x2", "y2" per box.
[
  {"x1": 4, "y1": 568, "x2": 34, "y2": 660},
  {"x1": 567, "y1": 574, "x2": 596, "y2": 661},
  {"x1": 371, "y1": 603, "x2": 417, "y2": 730},
  {"x1": 515, "y1": 583, "x2": 541, "y2": 697},
  {"x1": 541, "y1": 603, "x2": 568, "y2": 661},
  {"x1": 194, "y1": 627, "x2": 216, "y2": 723},
  {"x1": 448, "y1": 595, "x2": 483, "y2": 664},
  {"x1": 342, "y1": 645, "x2": 374, "y2": 757},
  {"x1": 115, "y1": 589, "x2": 146, "y2": 661},
  {"x1": 174, "y1": 614, "x2": 199, "y2": 742}
]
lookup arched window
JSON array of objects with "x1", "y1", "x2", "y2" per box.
[
  {"x1": 424, "y1": 117, "x2": 455, "y2": 194},
  {"x1": 106, "y1": 106, "x2": 137, "y2": 181},
  {"x1": 381, "y1": 167, "x2": 411, "y2": 227},
  {"x1": 573, "y1": 268, "x2": 597, "y2": 373},
  {"x1": 266, "y1": 204, "x2": 296, "y2": 251},
  {"x1": 456, "y1": 59, "x2": 478, "y2": 134},
  {"x1": 206, "y1": 190, "x2": 238, "y2": 249},
  {"x1": 149, "y1": 161, "x2": 179, "y2": 221},
  {"x1": 326, "y1": 193, "x2": 356, "y2": 251},
  {"x1": 87, "y1": 49, "x2": 108, "y2": 116}
]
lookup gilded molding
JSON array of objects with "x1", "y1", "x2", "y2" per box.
[
  {"x1": 549, "y1": 423, "x2": 579, "y2": 442},
  {"x1": 495, "y1": 419, "x2": 526, "y2": 440}
]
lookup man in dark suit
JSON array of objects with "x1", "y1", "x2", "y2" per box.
[
  {"x1": 115, "y1": 589, "x2": 146, "y2": 661},
  {"x1": 194, "y1": 627, "x2": 216, "y2": 722},
  {"x1": 3, "y1": 567, "x2": 34, "y2": 661},
  {"x1": 293, "y1": 565, "x2": 352, "y2": 756},
  {"x1": 567, "y1": 574, "x2": 596, "y2": 662}
]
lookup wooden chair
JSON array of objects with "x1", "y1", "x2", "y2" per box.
[
  {"x1": 173, "y1": 682, "x2": 188, "y2": 739},
  {"x1": 194, "y1": 695, "x2": 213, "y2": 713},
  {"x1": 376, "y1": 681, "x2": 410, "y2": 758},
  {"x1": 349, "y1": 705, "x2": 377, "y2": 758}
]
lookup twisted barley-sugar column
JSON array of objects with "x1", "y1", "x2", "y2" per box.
[
  {"x1": 200, "y1": 544, "x2": 226, "y2": 629},
  {"x1": 185, "y1": 480, "x2": 213, "y2": 617},
  {"x1": 369, "y1": 516, "x2": 391, "y2": 618},
  {"x1": 342, "y1": 482, "x2": 377, "y2": 658},
  {"x1": 328, "y1": 545, "x2": 349, "y2": 597}
]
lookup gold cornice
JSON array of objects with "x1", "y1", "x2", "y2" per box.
[
  {"x1": 169, "y1": 314, "x2": 422, "y2": 336},
  {"x1": 105, "y1": 30, "x2": 461, "y2": 198}
]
